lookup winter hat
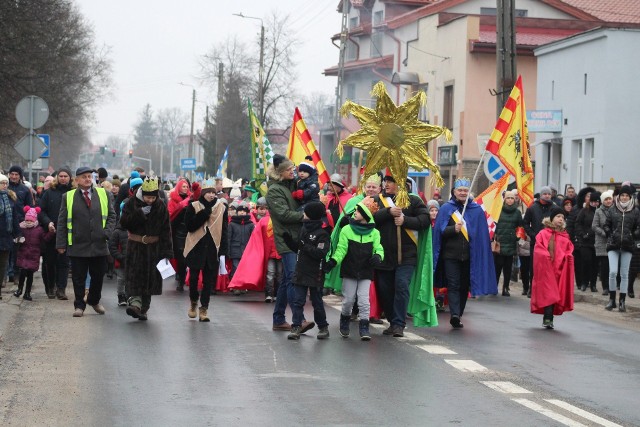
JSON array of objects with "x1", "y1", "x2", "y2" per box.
[
  {"x1": 548, "y1": 204, "x2": 566, "y2": 220},
  {"x1": 8, "y1": 165, "x2": 24, "y2": 178},
  {"x1": 129, "y1": 177, "x2": 143, "y2": 190},
  {"x1": 355, "y1": 201, "x2": 373, "y2": 222},
  {"x1": 130, "y1": 170, "x2": 140, "y2": 180},
  {"x1": 562, "y1": 198, "x2": 575, "y2": 207},
  {"x1": 237, "y1": 202, "x2": 250, "y2": 213},
  {"x1": 57, "y1": 167, "x2": 72, "y2": 177},
  {"x1": 272, "y1": 154, "x2": 294, "y2": 175},
  {"x1": 589, "y1": 191, "x2": 601, "y2": 203},
  {"x1": 0, "y1": 174, "x2": 8, "y2": 183},
  {"x1": 330, "y1": 173, "x2": 345, "y2": 189},
  {"x1": 539, "y1": 186, "x2": 552, "y2": 195},
  {"x1": 24, "y1": 206, "x2": 40, "y2": 222},
  {"x1": 97, "y1": 167, "x2": 108, "y2": 179},
  {"x1": 297, "y1": 162, "x2": 315, "y2": 175},
  {"x1": 601, "y1": 190, "x2": 614, "y2": 202},
  {"x1": 619, "y1": 185, "x2": 635, "y2": 197},
  {"x1": 256, "y1": 197, "x2": 267, "y2": 207},
  {"x1": 427, "y1": 200, "x2": 440, "y2": 211},
  {"x1": 304, "y1": 201, "x2": 326, "y2": 221}
]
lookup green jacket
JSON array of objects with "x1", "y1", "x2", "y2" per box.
[
  {"x1": 265, "y1": 177, "x2": 303, "y2": 255},
  {"x1": 494, "y1": 204, "x2": 523, "y2": 256}
]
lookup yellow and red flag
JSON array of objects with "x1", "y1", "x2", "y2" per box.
[
  {"x1": 485, "y1": 76, "x2": 534, "y2": 207},
  {"x1": 287, "y1": 107, "x2": 330, "y2": 187},
  {"x1": 475, "y1": 173, "x2": 510, "y2": 240}
]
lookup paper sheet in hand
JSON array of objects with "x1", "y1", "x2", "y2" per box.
[{"x1": 156, "y1": 258, "x2": 176, "y2": 280}]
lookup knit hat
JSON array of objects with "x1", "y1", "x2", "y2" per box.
[
  {"x1": 330, "y1": 173, "x2": 345, "y2": 189},
  {"x1": 619, "y1": 185, "x2": 635, "y2": 197},
  {"x1": 539, "y1": 186, "x2": 552, "y2": 195},
  {"x1": 272, "y1": 154, "x2": 294, "y2": 175},
  {"x1": 24, "y1": 206, "x2": 40, "y2": 222},
  {"x1": 427, "y1": 200, "x2": 440, "y2": 210},
  {"x1": 256, "y1": 197, "x2": 267, "y2": 207},
  {"x1": 8, "y1": 165, "x2": 23, "y2": 178},
  {"x1": 304, "y1": 201, "x2": 326, "y2": 220},
  {"x1": 237, "y1": 202, "x2": 250, "y2": 213},
  {"x1": 297, "y1": 162, "x2": 315, "y2": 175},
  {"x1": 130, "y1": 170, "x2": 140, "y2": 179},
  {"x1": 57, "y1": 167, "x2": 72, "y2": 177},
  {"x1": 0, "y1": 174, "x2": 7, "y2": 183},
  {"x1": 589, "y1": 191, "x2": 601, "y2": 204},
  {"x1": 548, "y1": 204, "x2": 566, "y2": 220},
  {"x1": 355, "y1": 202, "x2": 373, "y2": 222},
  {"x1": 129, "y1": 177, "x2": 143, "y2": 190},
  {"x1": 601, "y1": 190, "x2": 614, "y2": 202}
]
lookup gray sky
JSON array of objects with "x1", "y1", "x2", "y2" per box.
[{"x1": 75, "y1": 0, "x2": 340, "y2": 145}]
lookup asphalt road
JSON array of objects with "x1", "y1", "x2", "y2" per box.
[{"x1": 1, "y1": 276, "x2": 639, "y2": 426}]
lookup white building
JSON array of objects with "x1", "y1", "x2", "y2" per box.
[{"x1": 534, "y1": 27, "x2": 640, "y2": 192}]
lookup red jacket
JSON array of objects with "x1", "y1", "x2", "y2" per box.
[{"x1": 168, "y1": 180, "x2": 191, "y2": 223}]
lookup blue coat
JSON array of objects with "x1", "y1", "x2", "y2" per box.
[{"x1": 432, "y1": 198, "x2": 497, "y2": 296}]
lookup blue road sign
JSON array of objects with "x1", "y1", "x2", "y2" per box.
[
  {"x1": 181, "y1": 158, "x2": 196, "y2": 170},
  {"x1": 195, "y1": 172, "x2": 204, "y2": 182},
  {"x1": 38, "y1": 134, "x2": 50, "y2": 158}
]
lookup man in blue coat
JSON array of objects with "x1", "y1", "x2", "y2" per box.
[{"x1": 432, "y1": 178, "x2": 497, "y2": 329}]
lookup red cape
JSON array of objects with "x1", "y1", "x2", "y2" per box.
[
  {"x1": 531, "y1": 228, "x2": 575, "y2": 315},
  {"x1": 228, "y1": 216, "x2": 272, "y2": 291}
]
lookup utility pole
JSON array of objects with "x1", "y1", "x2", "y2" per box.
[
  {"x1": 258, "y1": 24, "x2": 265, "y2": 123},
  {"x1": 496, "y1": 0, "x2": 517, "y2": 117},
  {"x1": 333, "y1": 0, "x2": 348, "y2": 173},
  {"x1": 189, "y1": 89, "x2": 196, "y2": 180},
  {"x1": 215, "y1": 62, "x2": 224, "y2": 169}
]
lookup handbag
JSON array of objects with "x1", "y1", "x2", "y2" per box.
[{"x1": 491, "y1": 237, "x2": 501, "y2": 254}]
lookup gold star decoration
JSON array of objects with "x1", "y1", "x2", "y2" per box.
[{"x1": 337, "y1": 81, "x2": 452, "y2": 208}]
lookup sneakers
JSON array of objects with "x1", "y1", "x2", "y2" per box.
[
  {"x1": 300, "y1": 320, "x2": 315, "y2": 334},
  {"x1": 72, "y1": 308, "x2": 84, "y2": 317},
  {"x1": 450, "y1": 316, "x2": 463, "y2": 329},
  {"x1": 288, "y1": 326, "x2": 302, "y2": 340},
  {"x1": 56, "y1": 289, "x2": 68, "y2": 300},
  {"x1": 264, "y1": 296, "x2": 273, "y2": 303},
  {"x1": 392, "y1": 325, "x2": 404, "y2": 337},
  {"x1": 126, "y1": 305, "x2": 141, "y2": 319},
  {"x1": 198, "y1": 307, "x2": 210, "y2": 322},
  {"x1": 272, "y1": 322, "x2": 292, "y2": 331},
  {"x1": 92, "y1": 304, "x2": 106, "y2": 315},
  {"x1": 317, "y1": 327, "x2": 330, "y2": 340},
  {"x1": 188, "y1": 301, "x2": 198, "y2": 319},
  {"x1": 117, "y1": 294, "x2": 127, "y2": 306},
  {"x1": 542, "y1": 318, "x2": 554, "y2": 329},
  {"x1": 138, "y1": 307, "x2": 148, "y2": 321}
]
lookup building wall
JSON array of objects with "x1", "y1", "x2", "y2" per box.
[{"x1": 534, "y1": 29, "x2": 640, "y2": 191}]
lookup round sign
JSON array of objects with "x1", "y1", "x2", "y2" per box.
[
  {"x1": 484, "y1": 153, "x2": 515, "y2": 184},
  {"x1": 15, "y1": 96, "x2": 49, "y2": 129}
]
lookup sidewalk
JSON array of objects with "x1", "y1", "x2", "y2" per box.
[{"x1": 0, "y1": 272, "x2": 43, "y2": 341}]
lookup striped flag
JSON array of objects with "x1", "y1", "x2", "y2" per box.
[
  {"x1": 286, "y1": 107, "x2": 330, "y2": 187},
  {"x1": 216, "y1": 146, "x2": 229, "y2": 178},
  {"x1": 248, "y1": 101, "x2": 274, "y2": 194},
  {"x1": 474, "y1": 173, "x2": 510, "y2": 240},
  {"x1": 486, "y1": 75, "x2": 534, "y2": 207}
]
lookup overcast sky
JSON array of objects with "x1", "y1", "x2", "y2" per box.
[{"x1": 75, "y1": 0, "x2": 341, "y2": 145}]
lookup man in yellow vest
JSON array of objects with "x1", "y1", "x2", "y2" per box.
[{"x1": 56, "y1": 166, "x2": 116, "y2": 317}]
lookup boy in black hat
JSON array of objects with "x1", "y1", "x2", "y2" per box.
[
  {"x1": 292, "y1": 161, "x2": 320, "y2": 211},
  {"x1": 283, "y1": 201, "x2": 331, "y2": 340}
]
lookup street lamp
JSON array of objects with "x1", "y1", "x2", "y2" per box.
[
  {"x1": 233, "y1": 12, "x2": 265, "y2": 123},
  {"x1": 179, "y1": 82, "x2": 196, "y2": 179}
]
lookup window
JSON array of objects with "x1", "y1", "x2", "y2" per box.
[
  {"x1": 551, "y1": 80, "x2": 555, "y2": 101},
  {"x1": 346, "y1": 83, "x2": 356, "y2": 101},
  {"x1": 349, "y1": 16, "x2": 358, "y2": 29},
  {"x1": 346, "y1": 39, "x2": 358, "y2": 61},
  {"x1": 373, "y1": 10, "x2": 384, "y2": 26},
  {"x1": 584, "y1": 73, "x2": 588, "y2": 95},
  {"x1": 370, "y1": 31, "x2": 383, "y2": 58},
  {"x1": 443, "y1": 85, "x2": 454, "y2": 130}
]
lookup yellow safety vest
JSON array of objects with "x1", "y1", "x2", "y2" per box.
[{"x1": 66, "y1": 187, "x2": 109, "y2": 246}]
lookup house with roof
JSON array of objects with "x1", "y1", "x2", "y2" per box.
[{"x1": 323, "y1": 0, "x2": 639, "y2": 194}]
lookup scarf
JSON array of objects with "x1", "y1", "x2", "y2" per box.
[
  {"x1": 20, "y1": 220, "x2": 38, "y2": 229},
  {"x1": 0, "y1": 191, "x2": 13, "y2": 233},
  {"x1": 615, "y1": 196, "x2": 635, "y2": 213},
  {"x1": 348, "y1": 218, "x2": 375, "y2": 235}
]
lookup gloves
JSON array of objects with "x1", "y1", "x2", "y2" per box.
[
  {"x1": 292, "y1": 190, "x2": 304, "y2": 201},
  {"x1": 141, "y1": 205, "x2": 152, "y2": 215},
  {"x1": 282, "y1": 232, "x2": 298, "y2": 252},
  {"x1": 368, "y1": 254, "x2": 382, "y2": 267},
  {"x1": 323, "y1": 258, "x2": 337, "y2": 273}
]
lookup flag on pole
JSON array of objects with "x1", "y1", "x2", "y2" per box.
[
  {"x1": 486, "y1": 75, "x2": 534, "y2": 207},
  {"x1": 287, "y1": 107, "x2": 331, "y2": 187},
  {"x1": 248, "y1": 101, "x2": 274, "y2": 194},
  {"x1": 216, "y1": 146, "x2": 229, "y2": 178},
  {"x1": 474, "y1": 173, "x2": 510, "y2": 240}
]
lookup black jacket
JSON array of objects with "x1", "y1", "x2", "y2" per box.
[
  {"x1": 523, "y1": 200, "x2": 554, "y2": 242},
  {"x1": 38, "y1": 182, "x2": 73, "y2": 228},
  {"x1": 291, "y1": 220, "x2": 330, "y2": 288},
  {"x1": 297, "y1": 174, "x2": 320, "y2": 205},
  {"x1": 575, "y1": 207, "x2": 596, "y2": 248},
  {"x1": 604, "y1": 202, "x2": 640, "y2": 252},
  {"x1": 228, "y1": 214, "x2": 255, "y2": 259},
  {"x1": 183, "y1": 197, "x2": 228, "y2": 270}
]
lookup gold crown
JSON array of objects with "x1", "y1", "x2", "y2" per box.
[
  {"x1": 141, "y1": 177, "x2": 159, "y2": 193},
  {"x1": 201, "y1": 178, "x2": 216, "y2": 190}
]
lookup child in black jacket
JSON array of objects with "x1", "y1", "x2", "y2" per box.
[
  {"x1": 292, "y1": 162, "x2": 320, "y2": 211},
  {"x1": 283, "y1": 201, "x2": 331, "y2": 340}
]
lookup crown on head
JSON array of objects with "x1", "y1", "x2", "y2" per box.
[
  {"x1": 201, "y1": 178, "x2": 216, "y2": 190},
  {"x1": 141, "y1": 177, "x2": 159, "y2": 193},
  {"x1": 453, "y1": 177, "x2": 471, "y2": 189}
]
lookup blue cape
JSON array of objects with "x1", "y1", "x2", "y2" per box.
[{"x1": 432, "y1": 198, "x2": 498, "y2": 296}]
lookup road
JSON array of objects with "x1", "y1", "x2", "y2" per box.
[{"x1": 1, "y1": 277, "x2": 639, "y2": 426}]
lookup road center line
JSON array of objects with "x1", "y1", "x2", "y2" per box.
[
  {"x1": 545, "y1": 399, "x2": 623, "y2": 427},
  {"x1": 512, "y1": 399, "x2": 588, "y2": 427},
  {"x1": 415, "y1": 344, "x2": 457, "y2": 354},
  {"x1": 481, "y1": 381, "x2": 532, "y2": 394},
  {"x1": 444, "y1": 359, "x2": 488, "y2": 372}
]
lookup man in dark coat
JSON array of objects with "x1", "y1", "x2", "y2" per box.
[
  {"x1": 56, "y1": 167, "x2": 116, "y2": 317},
  {"x1": 523, "y1": 185, "x2": 555, "y2": 296},
  {"x1": 373, "y1": 174, "x2": 430, "y2": 336}
]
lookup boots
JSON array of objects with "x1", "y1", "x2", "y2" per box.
[
  {"x1": 339, "y1": 314, "x2": 350, "y2": 337},
  {"x1": 13, "y1": 283, "x2": 23, "y2": 297},
  {"x1": 521, "y1": 284, "x2": 529, "y2": 296},
  {"x1": 605, "y1": 291, "x2": 617, "y2": 311},
  {"x1": 23, "y1": 292, "x2": 32, "y2": 301},
  {"x1": 502, "y1": 285, "x2": 510, "y2": 297},
  {"x1": 590, "y1": 283, "x2": 598, "y2": 293},
  {"x1": 619, "y1": 293, "x2": 626, "y2": 312},
  {"x1": 188, "y1": 300, "x2": 198, "y2": 319},
  {"x1": 288, "y1": 326, "x2": 302, "y2": 340},
  {"x1": 359, "y1": 319, "x2": 371, "y2": 341},
  {"x1": 198, "y1": 306, "x2": 210, "y2": 322}
]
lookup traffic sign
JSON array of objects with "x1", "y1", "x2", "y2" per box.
[
  {"x1": 181, "y1": 158, "x2": 196, "y2": 170},
  {"x1": 195, "y1": 172, "x2": 204, "y2": 182},
  {"x1": 15, "y1": 133, "x2": 47, "y2": 161},
  {"x1": 16, "y1": 96, "x2": 49, "y2": 129},
  {"x1": 38, "y1": 134, "x2": 50, "y2": 158}
]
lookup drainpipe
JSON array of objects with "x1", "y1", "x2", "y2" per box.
[{"x1": 385, "y1": 29, "x2": 403, "y2": 104}]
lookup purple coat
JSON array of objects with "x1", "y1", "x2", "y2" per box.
[{"x1": 17, "y1": 225, "x2": 54, "y2": 271}]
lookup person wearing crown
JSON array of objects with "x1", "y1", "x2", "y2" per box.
[
  {"x1": 120, "y1": 177, "x2": 173, "y2": 321},
  {"x1": 183, "y1": 178, "x2": 228, "y2": 322},
  {"x1": 432, "y1": 177, "x2": 497, "y2": 329}
]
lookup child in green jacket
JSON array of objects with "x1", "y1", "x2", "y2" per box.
[{"x1": 325, "y1": 201, "x2": 383, "y2": 340}]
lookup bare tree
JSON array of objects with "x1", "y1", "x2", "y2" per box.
[
  {"x1": 296, "y1": 92, "x2": 333, "y2": 127},
  {"x1": 157, "y1": 107, "x2": 188, "y2": 177}
]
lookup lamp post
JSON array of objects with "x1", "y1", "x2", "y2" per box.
[
  {"x1": 179, "y1": 82, "x2": 196, "y2": 180},
  {"x1": 233, "y1": 12, "x2": 265, "y2": 123}
]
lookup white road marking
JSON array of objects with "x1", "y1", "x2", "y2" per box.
[
  {"x1": 545, "y1": 400, "x2": 623, "y2": 427},
  {"x1": 415, "y1": 344, "x2": 457, "y2": 354},
  {"x1": 398, "y1": 331, "x2": 423, "y2": 340},
  {"x1": 481, "y1": 381, "x2": 532, "y2": 394},
  {"x1": 444, "y1": 359, "x2": 488, "y2": 372},
  {"x1": 512, "y1": 399, "x2": 588, "y2": 427}
]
